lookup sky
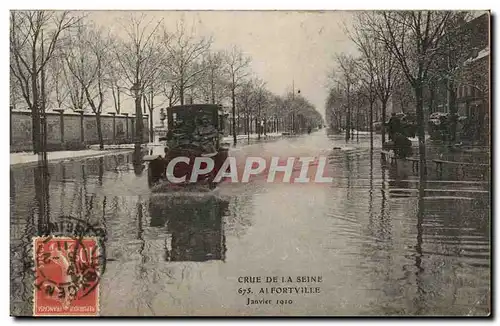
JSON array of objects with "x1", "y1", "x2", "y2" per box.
[{"x1": 87, "y1": 10, "x2": 359, "y2": 123}]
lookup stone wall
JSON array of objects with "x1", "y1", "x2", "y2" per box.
[{"x1": 10, "y1": 109, "x2": 149, "y2": 152}]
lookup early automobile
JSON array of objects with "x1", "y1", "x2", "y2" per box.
[{"x1": 146, "y1": 104, "x2": 230, "y2": 190}]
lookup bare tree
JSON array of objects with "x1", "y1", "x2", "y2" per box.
[
  {"x1": 10, "y1": 10, "x2": 82, "y2": 153},
  {"x1": 349, "y1": 13, "x2": 400, "y2": 144},
  {"x1": 107, "y1": 54, "x2": 126, "y2": 114},
  {"x1": 236, "y1": 80, "x2": 257, "y2": 138},
  {"x1": 369, "y1": 11, "x2": 454, "y2": 176},
  {"x1": 269, "y1": 94, "x2": 287, "y2": 133},
  {"x1": 252, "y1": 79, "x2": 268, "y2": 140},
  {"x1": 429, "y1": 12, "x2": 475, "y2": 140},
  {"x1": 162, "y1": 19, "x2": 212, "y2": 105},
  {"x1": 334, "y1": 53, "x2": 358, "y2": 141},
  {"x1": 113, "y1": 13, "x2": 164, "y2": 145},
  {"x1": 143, "y1": 68, "x2": 169, "y2": 142},
  {"x1": 62, "y1": 50, "x2": 86, "y2": 112},
  {"x1": 198, "y1": 50, "x2": 228, "y2": 104},
  {"x1": 64, "y1": 24, "x2": 112, "y2": 149},
  {"x1": 46, "y1": 49, "x2": 70, "y2": 109},
  {"x1": 325, "y1": 86, "x2": 345, "y2": 133},
  {"x1": 351, "y1": 56, "x2": 376, "y2": 145},
  {"x1": 224, "y1": 45, "x2": 251, "y2": 145}
]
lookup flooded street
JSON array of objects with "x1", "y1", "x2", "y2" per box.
[{"x1": 10, "y1": 130, "x2": 490, "y2": 316}]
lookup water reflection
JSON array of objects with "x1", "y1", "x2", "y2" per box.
[
  {"x1": 149, "y1": 195, "x2": 229, "y2": 262},
  {"x1": 10, "y1": 169, "x2": 15, "y2": 203},
  {"x1": 10, "y1": 134, "x2": 490, "y2": 316},
  {"x1": 387, "y1": 162, "x2": 413, "y2": 198},
  {"x1": 34, "y1": 166, "x2": 51, "y2": 235},
  {"x1": 413, "y1": 176, "x2": 426, "y2": 314},
  {"x1": 133, "y1": 147, "x2": 145, "y2": 176}
]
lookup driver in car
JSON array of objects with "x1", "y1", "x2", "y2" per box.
[{"x1": 193, "y1": 116, "x2": 217, "y2": 154}]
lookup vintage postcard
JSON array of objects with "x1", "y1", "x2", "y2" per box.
[{"x1": 9, "y1": 10, "x2": 490, "y2": 316}]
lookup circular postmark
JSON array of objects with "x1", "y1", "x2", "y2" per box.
[{"x1": 44, "y1": 215, "x2": 108, "y2": 275}]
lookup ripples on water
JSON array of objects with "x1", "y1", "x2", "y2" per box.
[{"x1": 10, "y1": 132, "x2": 490, "y2": 316}]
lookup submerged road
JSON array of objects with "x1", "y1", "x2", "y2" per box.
[{"x1": 10, "y1": 130, "x2": 490, "y2": 316}]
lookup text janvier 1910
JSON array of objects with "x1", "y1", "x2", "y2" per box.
[{"x1": 237, "y1": 276, "x2": 323, "y2": 306}]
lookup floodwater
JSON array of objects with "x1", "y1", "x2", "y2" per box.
[{"x1": 10, "y1": 130, "x2": 490, "y2": 316}]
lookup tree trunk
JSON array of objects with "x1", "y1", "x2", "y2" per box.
[
  {"x1": 40, "y1": 37, "x2": 48, "y2": 162},
  {"x1": 449, "y1": 86, "x2": 458, "y2": 142},
  {"x1": 179, "y1": 82, "x2": 184, "y2": 106},
  {"x1": 257, "y1": 104, "x2": 261, "y2": 140},
  {"x1": 31, "y1": 71, "x2": 40, "y2": 154},
  {"x1": 415, "y1": 82, "x2": 427, "y2": 178},
  {"x1": 148, "y1": 92, "x2": 154, "y2": 142},
  {"x1": 237, "y1": 106, "x2": 240, "y2": 134},
  {"x1": 246, "y1": 111, "x2": 250, "y2": 142},
  {"x1": 381, "y1": 99, "x2": 388, "y2": 144},
  {"x1": 345, "y1": 109, "x2": 350, "y2": 141},
  {"x1": 369, "y1": 99, "x2": 374, "y2": 150},
  {"x1": 246, "y1": 112, "x2": 250, "y2": 135},
  {"x1": 117, "y1": 88, "x2": 121, "y2": 114},
  {"x1": 96, "y1": 112, "x2": 104, "y2": 150},
  {"x1": 211, "y1": 70, "x2": 215, "y2": 104},
  {"x1": 346, "y1": 90, "x2": 351, "y2": 141},
  {"x1": 243, "y1": 110, "x2": 248, "y2": 135},
  {"x1": 149, "y1": 107, "x2": 154, "y2": 143},
  {"x1": 356, "y1": 106, "x2": 359, "y2": 142},
  {"x1": 231, "y1": 87, "x2": 237, "y2": 145},
  {"x1": 135, "y1": 95, "x2": 143, "y2": 146},
  {"x1": 429, "y1": 82, "x2": 436, "y2": 114}
]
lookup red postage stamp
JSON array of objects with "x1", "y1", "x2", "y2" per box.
[{"x1": 33, "y1": 236, "x2": 100, "y2": 316}]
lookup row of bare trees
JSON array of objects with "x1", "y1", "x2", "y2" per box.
[
  {"x1": 326, "y1": 11, "x2": 488, "y2": 177},
  {"x1": 10, "y1": 10, "x2": 324, "y2": 152},
  {"x1": 236, "y1": 79, "x2": 323, "y2": 140}
]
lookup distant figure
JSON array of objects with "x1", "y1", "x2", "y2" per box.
[{"x1": 387, "y1": 112, "x2": 401, "y2": 141}]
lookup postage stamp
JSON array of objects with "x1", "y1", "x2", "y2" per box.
[{"x1": 33, "y1": 236, "x2": 100, "y2": 316}]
